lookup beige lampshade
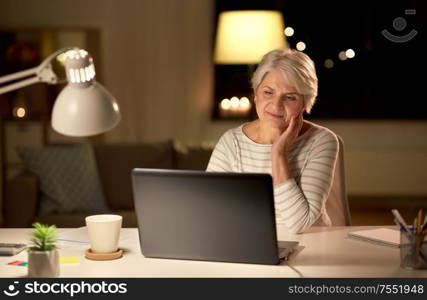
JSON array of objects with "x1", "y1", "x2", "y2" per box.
[{"x1": 214, "y1": 10, "x2": 287, "y2": 64}]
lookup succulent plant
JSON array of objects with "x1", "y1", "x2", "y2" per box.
[{"x1": 29, "y1": 223, "x2": 58, "y2": 252}]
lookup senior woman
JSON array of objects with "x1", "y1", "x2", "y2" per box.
[{"x1": 206, "y1": 48, "x2": 339, "y2": 233}]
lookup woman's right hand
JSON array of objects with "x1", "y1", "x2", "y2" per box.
[{"x1": 271, "y1": 114, "x2": 303, "y2": 158}]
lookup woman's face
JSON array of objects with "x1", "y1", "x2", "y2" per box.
[{"x1": 254, "y1": 69, "x2": 305, "y2": 131}]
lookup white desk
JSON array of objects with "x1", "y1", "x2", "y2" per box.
[{"x1": 1, "y1": 226, "x2": 426, "y2": 278}]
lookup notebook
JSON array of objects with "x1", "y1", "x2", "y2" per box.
[{"x1": 348, "y1": 228, "x2": 400, "y2": 247}]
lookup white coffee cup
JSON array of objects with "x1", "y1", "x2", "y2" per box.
[{"x1": 85, "y1": 214, "x2": 122, "y2": 253}]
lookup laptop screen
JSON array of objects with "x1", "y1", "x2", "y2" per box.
[{"x1": 132, "y1": 168, "x2": 281, "y2": 265}]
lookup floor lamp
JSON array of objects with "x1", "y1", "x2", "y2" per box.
[{"x1": 214, "y1": 10, "x2": 287, "y2": 118}]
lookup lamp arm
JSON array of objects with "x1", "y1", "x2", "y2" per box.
[
  {"x1": 0, "y1": 76, "x2": 40, "y2": 95},
  {"x1": 36, "y1": 47, "x2": 74, "y2": 73},
  {"x1": 0, "y1": 67, "x2": 38, "y2": 85},
  {"x1": 0, "y1": 47, "x2": 76, "y2": 96}
]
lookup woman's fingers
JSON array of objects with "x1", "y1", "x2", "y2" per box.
[
  {"x1": 289, "y1": 114, "x2": 304, "y2": 141},
  {"x1": 297, "y1": 114, "x2": 304, "y2": 133},
  {"x1": 287, "y1": 115, "x2": 299, "y2": 137},
  {"x1": 287, "y1": 115, "x2": 295, "y2": 131},
  {"x1": 274, "y1": 115, "x2": 304, "y2": 155}
]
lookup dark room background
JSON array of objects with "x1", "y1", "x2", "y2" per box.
[{"x1": 214, "y1": 0, "x2": 426, "y2": 119}]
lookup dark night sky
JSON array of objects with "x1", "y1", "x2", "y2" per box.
[{"x1": 215, "y1": 0, "x2": 426, "y2": 119}]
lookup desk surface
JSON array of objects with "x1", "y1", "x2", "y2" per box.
[{"x1": 1, "y1": 226, "x2": 426, "y2": 278}]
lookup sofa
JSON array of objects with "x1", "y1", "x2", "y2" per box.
[{"x1": 4, "y1": 141, "x2": 213, "y2": 228}]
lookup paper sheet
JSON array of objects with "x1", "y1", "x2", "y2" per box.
[
  {"x1": 348, "y1": 228, "x2": 400, "y2": 247},
  {"x1": 58, "y1": 227, "x2": 134, "y2": 244}
]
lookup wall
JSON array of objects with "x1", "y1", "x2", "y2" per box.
[
  {"x1": 0, "y1": 0, "x2": 214, "y2": 143},
  {"x1": 0, "y1": 0, "x2": 426, "y2": 198}
]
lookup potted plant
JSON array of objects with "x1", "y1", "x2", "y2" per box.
[{"x1": 28, "y1": 222, "x2": 60, "y2": 278}]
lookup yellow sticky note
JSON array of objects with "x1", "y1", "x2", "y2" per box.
[{"x1": 60, "y1": 256, "x2": 80, "y2": 264}]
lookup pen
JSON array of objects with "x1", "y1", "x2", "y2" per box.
[
  {"x1": 415, "y1": 209, "x2": 425, "y2": 265},
  {"x1": 393, "y1": 218, "x2": 406, "y2": 232},
  {"x1": 393, "y1": 219, "x2": 412, "y2": 240},
  {"x1": 417, "y1": 209, "x2": 424, "y2": 234},
  {"x1": 391, "y1": 209, "x2": 410, "y2": 233},
  {"x1": 422, "y1": 215, "x2": 427, "y2": 231}
]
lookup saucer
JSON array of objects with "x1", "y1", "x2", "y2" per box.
[{"x1": 85, "y1": 248, "x2": 123, "y2": 261}]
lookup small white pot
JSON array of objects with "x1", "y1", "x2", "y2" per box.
[{"x1": 28, "y1": 249, "x2": 60, "y2": 278}]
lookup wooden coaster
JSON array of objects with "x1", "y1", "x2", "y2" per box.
[{"x1": 85, "y1": 248, "x2": 123, "y2": 261}]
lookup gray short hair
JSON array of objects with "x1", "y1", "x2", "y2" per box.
[{"x1": 251, "y1": 48, "x2": 318, "y2": 114}]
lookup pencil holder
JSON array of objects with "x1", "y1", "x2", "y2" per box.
[{"x1": 400, "y1": 230, "x2": 427, "y2": 269}]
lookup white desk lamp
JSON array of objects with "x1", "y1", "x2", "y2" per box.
[{"x1": 0, "y1": 47, "x2": 120, "y2": 137}]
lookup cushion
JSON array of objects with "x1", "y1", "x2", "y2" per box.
[
  {"x1": 16, "y1": 143, "x2": 110, "y2": 216},
  {"x1": 93, "y1": 141, "x2": 174, "y2": 210},
  {"x1": 173, "y1": 143, "x2": 213, "y2": 170}
]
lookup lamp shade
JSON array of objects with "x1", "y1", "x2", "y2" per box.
[
  {"x1": 214, "y1": 10, "x2": 287, "y2": 64},
  {"x1": 51, "y1": 82, "x2": 121, "y2": 137}
]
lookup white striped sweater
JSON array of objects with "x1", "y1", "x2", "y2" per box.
[{"x1": 206, "y1": 121, "x2": 339, "y2": 233}]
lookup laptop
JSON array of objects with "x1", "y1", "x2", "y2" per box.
[{"x1": 131, "y1": 168, "x2": 298, "y2": 265}]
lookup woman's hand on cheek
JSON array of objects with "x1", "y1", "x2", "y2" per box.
[{"x1": 271, "y1": 114, "x2": 303, "y2": 157}]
